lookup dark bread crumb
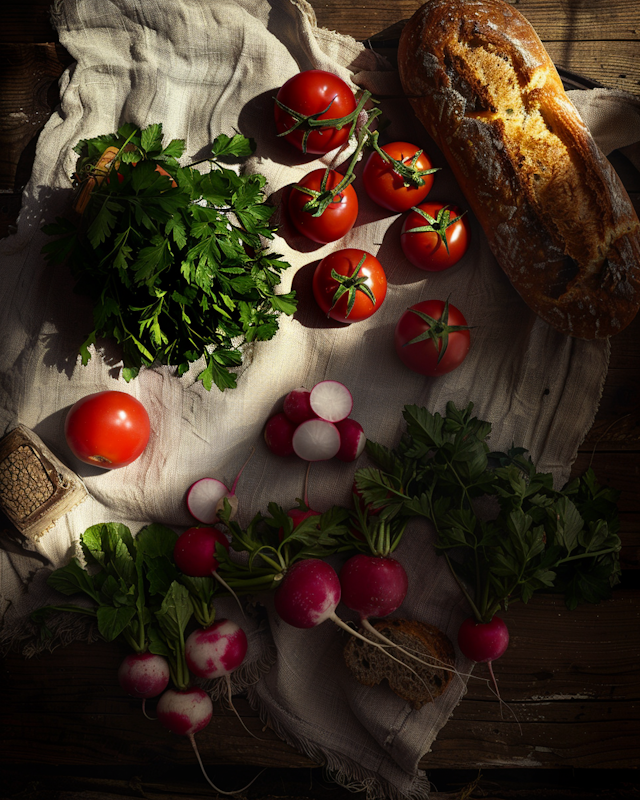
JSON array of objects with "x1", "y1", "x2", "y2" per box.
[{"x1": 343, "y1": 618, "x2": 456, "y2": 709}]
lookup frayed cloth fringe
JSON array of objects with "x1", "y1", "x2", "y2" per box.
[
  {"x1": 200, "y1": 638, "x2": 277, "y2": 700},
  {"x1": 245, "y1": 685, "x2": 431, "y2": 800},
  {"x1": 0, "y1": 611, "x2": 100, "y2": 658}
]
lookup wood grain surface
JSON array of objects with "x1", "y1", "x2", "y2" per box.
[{"x1": 1, "y1": 1, "x2": 639, "y2": 798}]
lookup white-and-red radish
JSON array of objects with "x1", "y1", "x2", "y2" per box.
[
  {"x1": 173, "y1": 527, "x2": 244, "y2": 618},
  {"x1": 309, "y1": 379, "x2": 353, "y2": 422},
  {"x1": 185, "y1": 618, "x2": 261, "y2": 740},
  {"x1": 264, "y1": 412, "x2": 297, "y2": 457},
  {"x1": 335, "y1": 418, "x2": 366, "y2": 462},
  {"x1": 157, "y1": 686, "x2": 262, "y2": 794},
  {"x1": 186, "y1": 448, "x2": 254, "y2": 524},
  {"x1": 292, "y1": 418, "x2": 341, "y2": 461},
  {"x1": 118, "y1": 652, "x2": 170, "y2": 718},
  {"x1": 283, "y1": 387, "x2": 317, "y2": 425}
]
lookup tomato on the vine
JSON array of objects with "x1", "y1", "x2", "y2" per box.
[
  {"x1": 274, "y1": 70, "x2": 358, "y2": 155},
  {"x1": 362, "y1": 141, "x2": 438, "y2": 212},
  {"x1": 64, "y1": 390, "x2": 151, "y2": 469},
  {"x1": 287, "y1": 169, "x2": 358, "y2": 244},
  {"x1": 394, "y1": 298, "x2": 471, "y2": 377},
  {"x1": 400, "y1": 202, "x2": 470, "y2": 271},
  {"x1": 312, "y1": 249, "x2": 387, "y2": 323}
]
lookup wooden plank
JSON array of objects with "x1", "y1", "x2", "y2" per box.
[
  {"x1": 1, "y1": 591, "x2": 637, "y2": 769},
  {"x1": 310, "y1": 0, "x2": 640, "y2": 44},
  {"x1": 0, "y1": 43, "x2": 73, "y2": 193}
]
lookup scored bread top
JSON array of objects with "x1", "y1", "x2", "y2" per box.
[{"x1": 398, "y1": 0, "x2": 640, "y2": 338}]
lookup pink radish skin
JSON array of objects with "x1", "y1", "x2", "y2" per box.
[
  {"x1": 157, "y1": 687, "x2": 213, "y2": 737},
  {"x1": 186, "y1": 448, "x2": 254, "y2": 523},
  {"x1": 185, "y1": 619, "x2": 248, "y2": 679},
  {"x1": 283, "y1": 388, "x2": 317, "y2": 425},
  {"x1": 174, "y1": 527, "x2": 230, "y2": 577},
  {"x1": 458, "y1": 616, "x2": 510, "y2": 708},
  {"x1": 335, "y1": 418, "x2": 366, "y2": 462},
  {"x1": 292, "y1": 418, "x2": 341, "y2": 461},
  {"x1": 264, "y1": 412, "x2": 297, "y2": 457},
  {"x1": 118, "y1": 652, "x2": 170, "y2": 699},
  {"x1": 309, "y1": 380, "x2": 353, "y2": 422},
  {"x1": 274, "y1": 558, "x2": 341, "y2": 628},
  {"x1": 339, "y1": 554, "x2": 408, "y2": 620},
  {"x1": 457, "y1": 616, "x2": 509, "y2": 663},
  {"x1": 274, "y1": 558, "x2": 435, "y2": 681}
]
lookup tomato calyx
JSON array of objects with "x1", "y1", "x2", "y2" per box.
[
  {"x1": 274, "y1": 89, "x2": 372, "y2": 154},
  {"x1": 369, "y1": 131, "x2": 440, "y2": 189},
  {"x1": 291, "y1": 107, "x2": 382, "y2": 217},
  {"x1": 405, "y1": 205, "x2": 467, "y2": 254},
  {"x1": 403, "y1": 296, "x2": 472, "y2": 366},
  {"x1": 327, "y1": 253, "x2": 377, "y2": 319}
]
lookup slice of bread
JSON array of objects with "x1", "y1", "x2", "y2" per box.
[{"x1": 343, "y1": 618, "x2": 456, "y2": 709}]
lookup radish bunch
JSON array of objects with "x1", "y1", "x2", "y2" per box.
[{"x1": 264, "y1": 380, "x2": 366, "y2": 462}]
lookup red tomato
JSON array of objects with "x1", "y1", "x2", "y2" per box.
[
  {"x1": 274, "y1": 70, "x2": 357, "y2": 154},
  {"x1": 362, "y1": 142, "x2": 437, "y2": 212},
  {"x1": 288, "y1": 169, "x2": 358, "y2": 244},
  {"x1": 64, "y1": 390, "x2": 151, "y2": 469},
  {"x1": 394, "y1": 299, "x2": 471, "y2": 377},
  {"x1": 312, "y1": 248, "x2": 387, "y2": 323},
  {"x1": 400, "y1": 202, "x2": 470, "y2": 271}
]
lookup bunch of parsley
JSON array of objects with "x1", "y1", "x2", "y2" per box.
[
  {"x1": 353, "y1": 402, "x2": 622, "y2": 623},
  {"x1": 42, "y1": 123, "x2": 297, "y2": 391},
  {"x1": 31, "y1": 522, "x2": 205, "y2": 689}
]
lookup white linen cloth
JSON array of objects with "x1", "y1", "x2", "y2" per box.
[{"x1": 1, "y1": 1, "x2": 638, "y2": 797}]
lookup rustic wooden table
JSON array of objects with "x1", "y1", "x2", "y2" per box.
[{"x1": 1, "y1": 2, "x2": 639, "y2": 799}]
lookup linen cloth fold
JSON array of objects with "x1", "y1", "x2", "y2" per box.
[{"x1": 0, "y1": 1, "x2": 638, "y2": 797}]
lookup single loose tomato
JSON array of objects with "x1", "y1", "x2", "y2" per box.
[
  {"x1": 312, "y1": 249, "x2": 387, "y2": 323},
  {"x1": 394, "y1": 298, "x2": 471, "y2": 377},
  {"x1": 288, "y1": 169, "x2": 358, "y2": 244},
  {"x1": 65, "y1": 390, "x2": 151, "y2": 469},
  {"x1": 362, "y1": 142, "x2": 438, "y2": 212},
  {"x1": 400, "y1": 202, "x2": 470, "y2": 271},
  {"x1": 274, "y1": 70, "x2": 357, "y2": 154}
]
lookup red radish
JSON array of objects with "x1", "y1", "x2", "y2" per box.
[
  {"x1": 157, "y1": 687, "x2": 261, "y2": 794},
  {"x1": 174, "y1": 526, "x2": 230, "y2": 577},
  {"x1": 278, "y1": 462, "x2": 321, "y2": 541},
  {"x1": 273, "y1": 558, "x2": 434, "y2": 681},
  {"x1": 309, "y1": 380, "x2": 353, "y2": 422},
  {"x1": 274, "y1": 558, "x2": 342, "y2": 629},
  {"x1": 335, "y1": 418, "x2": 366, "y2": 462},
  {"x1": 457, "y1": 615, "x2": 510, "y2": 707},
  {"x1": 339, "y1": 553, "x2": 408, "y2": 620},
  {"x1": 173, "y1": 527, "x2": 244, "y2": 617},
  {"x1": 186, "y1": 448, "x2": 254, "y2": 524},
  {"x1": 292, "y1": 418, "x2": 341, "y2": 461},
  {"x1": 283, "y1": 387, "x2": 317, "y2": 425},
  {"x1": 457, "y1": 616, "x2": 509, "y2": 664},
  {"x1": 264, "y1": 412, "x2": 297, "y2": 457}
]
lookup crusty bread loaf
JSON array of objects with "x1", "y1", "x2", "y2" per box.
[
  {"x1": 343, "y1": 618, "x2": 456, "y2": 709},
  {"x1": 398, "y1": 0, "x2": 640, "y2": 339}
]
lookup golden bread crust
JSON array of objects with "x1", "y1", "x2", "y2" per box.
[{"x1": 398, "y1": 0, "x2": 640, "y2": 338}]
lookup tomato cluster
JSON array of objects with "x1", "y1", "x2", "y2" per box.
[{"x1": 275, "y1": 69, "x2": 473, "y2": 376}]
